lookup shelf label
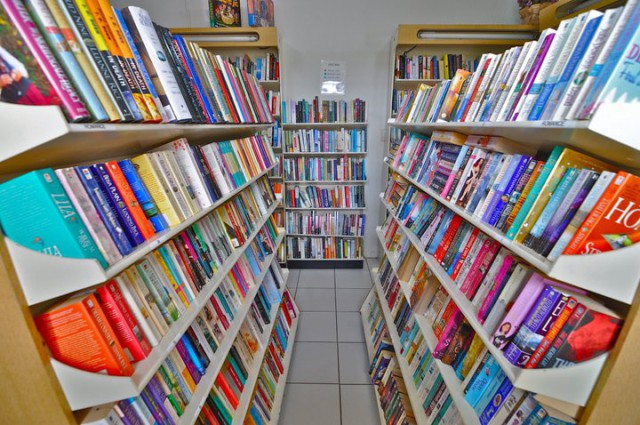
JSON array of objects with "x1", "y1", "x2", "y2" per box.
[
  {"x1": 541, "y1": 120, "x2": 565, "y2": 127},
  {"x1": 81, "y1": 124, "x2": 106, "y2": 130}
]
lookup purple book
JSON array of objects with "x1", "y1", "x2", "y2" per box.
[
  {"x1": 503, "y1": 286, "x2": 563, "y2": 366},
  {"x1": 175, "y1": 340, "x2": 202, "y2": 384},
  {"x1": 491, "y1": 273, "x2": 546, "y2": 350},
  {"x1": 140, "y1": 387, "x2": 170, "y2": 425},
  {"x1": 486, "y1": 156, "x2": 531, "y2": 227},
  {"x1": 433, "y1": 309, "x2": 464, "y2": 359},
  {"x1": 509, "y1": 31, "x2": 557, "y2": 121},
  {"x1": 146, "y1": 376, "x2": 176, "y2": 425},
  {"x1": 116, "y1": 400, "x2": 141, "y2": 425}
]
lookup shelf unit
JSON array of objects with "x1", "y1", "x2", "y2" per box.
[{"x1": 172, "y1": 26, "x2": 287, "y2": 265}]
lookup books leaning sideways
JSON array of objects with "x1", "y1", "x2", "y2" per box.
[
  {"x1": 0, "y1": 135, "x2": 276, "y2": 268},
  {"x1": 0, "y1": 0, "x2": 273, "y2": 124},
  {"x1": 393, "y1": 0, "x2": 640, "y2": 123},
  {"x1": 387, "y1": 130, "x2": 640, "y2": 260}
]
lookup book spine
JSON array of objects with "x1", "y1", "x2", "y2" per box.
[
  {"x1": 2, "y1": 0, "x2": 89, "y2": 120},
  {"x1": 525, "y1": 297, "x2": 577, "y2": 369}
]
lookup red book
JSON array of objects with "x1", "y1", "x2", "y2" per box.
[
  {"x1": 433, "y1": 215, "x2": 463, "y2": 263},
  {"x1": 35, "y1": 292, "x2": 134, "y2": 376},
  {"x1": 105, "y1": 161, "x2": 156, "y2": 240},
  {"x1": 215, "y1": 372, "x2": 240, "y2": 409},
  {"x1": 213, "y1": 66, "x2": 240, "y2": 123},
  {"x1": 224, "y1": 362, "x2": 244, "y2": 393},
  {"x1": 209, "y1": 296, "x2": 230, "y2": 330},
  {"x1": 268, "y1": 342, "x2": 284, "y2": 374},
  {"x1": 103, "y1": 280, "x2": 152, "y2": 355},
  {"x1": 459, "y1": 239, "x2": 500, "y2": 299},
  {"x1": 450, "y1": 228, "x2": 480, "y2": 281},
  {"x1": 201, "y1": 403, "x2": 221, "y2": 425}
]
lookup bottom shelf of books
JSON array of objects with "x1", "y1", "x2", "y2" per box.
[{"x1": 286, "y1": 234, "x2": 364, "y2": 268}]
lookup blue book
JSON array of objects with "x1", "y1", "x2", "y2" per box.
[
  {"x1": 487, "y1": 156, "x2": 531, "y2": 226},
  {"x1": 430, "y1": 80, "x2": 451, "y2": 122},
  {"x1": 118, "y1": 159, "x2": 169, "y2": 233},
  {"x1": 173, "y1": 35, "x2": 217, "y2": 123},
  {"x1": 0, "y1": 169, "x2": 107, "y2": 267},
  {"x1": 525, "y1": 404, "x2": 549, "y2": 425},
  {"x1": 482, "y1": 155, "x2": 522, "y2": 224},
  {"x1": 541, "y1": 13, "x2": 603, "y2": 120},
  {"x1": 466, "y1": 153, "x2": 504, "y2": 214},
  {"x1": 464, "y1": 355, "x2": 501, "y2": 408},
  {"x1": 250, "y1": 405, "x2": 265, "y2": 425},
  {"x1": 179, "y1": 334, "x2": 205, "y2": 375},
  {"x1": 75, "y1": 166, "x2": 133, "y2": 256},
  {"x1": 480, "y1": 376, "x2": 514, "y2": 425},
  {"x1": 428, "y1": 211, "x2": 455, "y2": 254},
  {"x1": 473, "y1": 368, "x2": 507, "y2": 416},
  {"x1": 91, "y1": 164, "x2": 145, "y2": 247}
]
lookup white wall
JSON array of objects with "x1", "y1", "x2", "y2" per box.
[{"x1": 112, "y1": 0, "x2": 520, "y2": 258}]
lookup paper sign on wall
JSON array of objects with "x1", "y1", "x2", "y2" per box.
[{"x1": 321, "y1": 60, "x2": 346, "y2": 95}]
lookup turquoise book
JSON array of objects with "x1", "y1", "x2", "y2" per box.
[{"x1": 0, "y1": 169, "x2": 107, "y2": 267}]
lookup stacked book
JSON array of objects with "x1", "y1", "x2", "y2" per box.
[
  {"x1": 0, "y1": 1, "x2": 273, "y2": 124},
  {"x1": 283, "y1": 128, "x2": 367, "y2": 153},
  {"x1": 388, "y1": 130, "x2": 640, "y2": 260},
  {"x1": 285, "y1": 185, "x2": 366, "y2": 209},
  {"x1": 281, "y1": 97, "x2": 367, "y2": 123},
  {"x1": 244, "y1": 291, "x2": 298, "y2": 425},
  {"x1": 395, "y1": 53, "x2": 479, "y2": 80},
  {"x1": 0, "y1": 137, "x2": 276, "y2": 268},
  {"x1": 227, "y1": 52, "x2": 279, "y2": 81},
  {"x1": 365, "y1": 295, "x2": 417, "y2": 425},
  {"x1": 284, "y1": 157, "x2": 366, "y2": 182},
  {"x1": 286, "y1": 236, "x2": 361, "y2": 260},
  {"x1": 285, "y1": 211, "x2": 366, "y2": 237},
  {"x1": 394, "y1": 2, "x2": 640, "y2": 123}
]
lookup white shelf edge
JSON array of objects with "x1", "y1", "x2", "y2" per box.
[
  {"x1": 9, "y1": 165, "x2": 275, "y2": 305},
  {"x1": 375, "y1": 227, "x2": 480, "y2": 425},
  {"x1": 176, "y1": 257, "x2": 287, "y2": 425},
  {"x1": 380, "y1": 198, "x2": 608, "y2": 406},
  {"x1": 285, "y1": 233, "x2": 364, "y2": 239},
  {"x1": 49, "y1": 209, "x2": 283, "y2": 411},
  {"x1": 285, "y1": 180, "x2": 368, "y2": 185},
  {"x1": 285, "y1": 207, "x2": 367, "y2": 211},
  {"x1": 281, "y1": 122, "x2": 368, "y2": 129},
  {"x1": 282, "y1": 152, "x2": 367, "y2": 156},
  {"x1": 285, "y1": 257, "x2": 364, "y2": 262},
  {"x1": 385, "y1": 162, "x2": 639, "y2": 304}
]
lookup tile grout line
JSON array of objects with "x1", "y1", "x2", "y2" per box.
[{"x1": 334, "y1": 267, "x2": 343, "y2": 425}]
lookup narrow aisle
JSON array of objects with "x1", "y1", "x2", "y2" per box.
[{"x1": 279, "y1": 259, "x2": 380, "y2": 425}]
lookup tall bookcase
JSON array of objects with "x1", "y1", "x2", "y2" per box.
[
  {"x1": 0, "y1": 84, "x2": 298, "y2": 425},
  {"x1": 172, "y1": 26, "x2": 287, "y2": 266},
  {"x1": 365, "y1": 14, "x2": 640, "y2": 425},
  {"x1": 281, "y1": 119, "x2": 368, "y2": 269}
]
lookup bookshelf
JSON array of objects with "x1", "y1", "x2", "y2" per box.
[
  {"x1": 0, "y1": 8, "x2": 295, "y2": 425},
  {"x1": 172, "y1": 26, "x2": 287, "y2": 266},
  {"x1": 367, "y1": 10, "x2": 640, "y2": 425}
]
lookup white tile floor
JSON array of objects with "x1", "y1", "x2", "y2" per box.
[{"x1": 279, "y1": 260, "x2": 380, "y2": 425}]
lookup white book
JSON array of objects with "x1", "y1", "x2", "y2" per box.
[
  {"x1": 121, "y1": 6, "x2": 191, "y2": 122},
  {"x1": 528, "y1": 11, "x2": 594, "y2": 121},
  {"x1": 568, "y1": 1, "x2": 635, "y2": 120},
  {"x1": 466, "y1": 53, "x2": 502, "y2": 122},
  {"x1": 496, "y1": 40, "x2": 539, "y2": 121},
  {"x1": 114, "y1": 276, "x2": 161, "y2": 346},
  {"x1": 80, "y1": 404, "x2": 122, "y2": 425},
  {"x1": 164, "y1": 150, "x2": 200, "y2": 216},
  {"x1": 474, "y1": 155, "x2": 514, "y2": 219},
  {"x1": 455, "y1": 53, "x2": 490, "y2": 121},
  {"x1": 149, "y1": 152, "x2": 189, "y2": 221},
  {"x1": 517, "y1": 21, "x2": 574, "y2": 121},
  {"x1": 554, "y1": 8, "x2": 621, "y2": 120},
  {"x1": 202, "y1": 144, "x2": 233, "y2": 194},
  {"x1": 478, "y1": 47, "x2": 518, "y2": 121},
  {"x1": 483, "y1": 264, "x2": 533, "y2": 335},
  {"x1": 490, "y1": 42, "x2": 534, "y2": 122}
]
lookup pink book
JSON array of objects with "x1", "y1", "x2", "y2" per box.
[
  {"x1": 458, "y1": 238, "x2": 495, "y2": 294},
  {"x1": 462, "y1": 240, "x2": 500, "y2": 299},
  {"x1": 433, "y1": 309, "x2": 463, "y2": 359},
  {"x1": 1, "y1": 0, "x2": 88, "y2": 121},
  {"x1": 491, "y1": 273, "x2": 546, "y2": 351},
  {"x1": 477, "y1": 255, "x2": 515, "y2": 320}
]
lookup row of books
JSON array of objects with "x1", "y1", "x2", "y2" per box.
[
  {"x1": 283, "y1": 157, "x2": 366, "y2": 182},
  {"x1": 286, "y1": 236, "x2": 362, "y2": 260},
  {"x1": 390, "y1": 130, "x2": 640, "y2": 259},
  {"x1": 284, "y1": 185, "x2": 366, "y2": 209},
  {"x1": 96, "y1": 261, "x2": 285, "y2": 425},
  {"x1": 227, "y1": 53, "x2": 280, "y2": 82},
  {"x1": 195, "y1": 269, "x2": 288, "y2": 425},
  {"x1": 382, "y1": 184, "x2": 623, "y2": 369},
  {"x1": 285, "y1": 211, "x2": 366, "y2": 237},
  {"x1": 283, "y1": 128, "x2": 367, "y2": 153},
  {"x1": 394, "y1": 3, "x2": 640, "y2": 124},
  {"x1": 36, "y1": 220, "x2": 281, "y2": 378},
  {"x1": 391, "y1": 89, "x2": 415, "y2": 117},
  {"x1": 377, "y1": 255, "x2": 582, "y2": 425},
  {"x1": 0, "y1": 136, "x2": 276, "y2": 268},
  {"x1": 364, "y1": 295, "x2": 416, "y2": 425},
  {"x1": 376, "y1": 265, "x2": 464, "y2": 424},
  {"x1": 394, "y1": 53, "x2": 479, "y2": 81},
  {"x1": 0, "y1": 1, "x2": 274, "y2": 123},
  {"x1": 243, "y1": 294, "x2": 298, "y2": 425},
  {"x1": 268, "y1": 121, "x2": 282, "y2": 148},
  {"x1": 281, "y1": 97, "x2": 367, "y2": 123},
  {"x1": 266, "y1": 90, "x2": 281, "y2": 116}
]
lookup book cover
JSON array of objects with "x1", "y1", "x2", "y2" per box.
[
  {"x1": 248, "y1": 0, "x2": 274, "y2": 27},
  {"x1": 131, "y1": 153, "x2": 181, "y2": 227},
  {"x1": 209, "y1": 0, "x2": 241, "y2": 27},
  {"x1": 464, "y1": 354, "x2": 501, "y2": 409},
  {"x1": 437, "y1": 71, "x2": 471, "y2": 122}
]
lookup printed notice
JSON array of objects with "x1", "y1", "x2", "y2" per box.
[{"x1": 321, "y1": 60, "x2": 346, "y2": 95}]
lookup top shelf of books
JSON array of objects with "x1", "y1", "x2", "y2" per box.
[
  {"x1": 389, "y1": 103, "x2": 640, "y2": 170},
  {"x1": 0, "y1": 103, "x2": 272, "y2": 178},
  {"x1": 395, "y1": 24, "x2": 539, "y2": 47}
]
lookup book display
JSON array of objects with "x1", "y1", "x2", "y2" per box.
[
  {"x1": 0, "y1": 3, "x2": 298, "y2": 425},
  {"x1": 281, "y1": 97, "x2": 367, "y2": 268},
  {"x1": 366, "y1": 2, "x2": 640, "y2": 424},
  {"x1": 172, "y1": 26, "x2": 286, "y2": 267}
]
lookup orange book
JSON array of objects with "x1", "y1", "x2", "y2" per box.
[
  {"x1": 84, "y1": 0, "x2": 152, "y2": 121},
  {"x1": 105, "y1": 161, "x2": 156, "y2": 240},
  {"x1": 437, "y1": 70, "x2": 471, "y2": 122},
  {"x1": 35, "y1": 292, "x2": 134, "y2": 376},
  {"x1": 565, "y1": 172, "x2": 640, "y2": 255},
  {"x1": 215, "y1": 371, "x2": 240, "y2": 409},
  {"x1": 95, "y1": 0, "x2": 163, "y2": 122}
]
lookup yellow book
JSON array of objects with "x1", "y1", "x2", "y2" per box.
[
  {"x1": 131, "y1": 154, "x2": 181, "y2": 227},
  {"x1": 151, "y1": 251, "x2": 190, "y2": 309},
  {"x1": 514, "y1": 148, "x2": 615, "y2": 243},
  {"x1": 43, "y1": 0, "x2": 121, "y2": 122},
  {"x1": 443, "y1": 54, "x2": 450, "y2": 80},
  {"x1": 148, "y1": 151, "x2": 190, "y2": 222}
]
